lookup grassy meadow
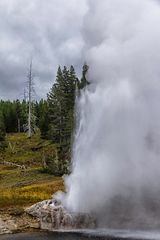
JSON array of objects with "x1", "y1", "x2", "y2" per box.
[{"x1": 0, "y1": 133, "x2": 64, "y2": 209}]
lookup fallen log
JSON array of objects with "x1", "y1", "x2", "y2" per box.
[{"x1": 2, "y1": 161, "x2": 26, "y2": 170}]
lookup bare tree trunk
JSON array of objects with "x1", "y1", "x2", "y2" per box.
[{"x1": 28, "y1": 61, "x2": 33, "y2": 138}]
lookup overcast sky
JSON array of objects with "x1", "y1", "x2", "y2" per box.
[{"x1": 0, "y1": 0, "x2": 88, "y2": 100}]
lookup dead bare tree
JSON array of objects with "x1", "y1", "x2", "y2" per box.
[{"x1": 24, "y1": 60, "x2": 37, "y2": 138}]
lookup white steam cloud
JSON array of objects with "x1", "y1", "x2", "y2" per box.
[{"x1": 57, "y1": 0, "x2": 160, "y2": 227}]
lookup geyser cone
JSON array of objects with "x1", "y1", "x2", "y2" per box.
[{"x1": 57, "y1": 0, "x2": 160, "y2": 228}]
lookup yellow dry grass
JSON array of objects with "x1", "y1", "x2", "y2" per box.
[
  {"x1": 0, "y1": 178, "x2": 64, "y2": 208},
  {"x1": 0, "y1": 133, "x2": 65, "y2": 209}
]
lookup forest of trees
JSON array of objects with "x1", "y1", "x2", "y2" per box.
[{"x1": 0, "y1": 64, "x2": 89, "y2": 175}]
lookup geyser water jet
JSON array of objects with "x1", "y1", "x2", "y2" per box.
[{"x1": 57, "y1": 0, "x2": 160, "y2": 228}]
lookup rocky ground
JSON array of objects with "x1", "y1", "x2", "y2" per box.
[
  {"x1": 0, "y1": 210, "x2": 40, "y2": 235},
  {"x1": 0, "y1": 199, "x2": 96, "y2": 235},
  {"x1": 25, "y1": 199, "x2": 96, "y2": 231}
]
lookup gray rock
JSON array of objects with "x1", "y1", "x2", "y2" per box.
[
  {"x1": 0, "y1": 218, "x2": 12, "y2": 235},
  {"x1": 25, "y1": 199, "x2": 51, "y2": 218},
  {"x1": 25, "y1": 199, "x2": 96, "y2": 231}
]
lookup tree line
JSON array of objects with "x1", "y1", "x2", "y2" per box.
[{"x1": 0, "y1": 64, "x2": 89, "y2": 175}]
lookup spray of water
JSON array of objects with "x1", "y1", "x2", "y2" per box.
[{"x1": 57, "y1": 0, "x2": 160, "y2": 227}]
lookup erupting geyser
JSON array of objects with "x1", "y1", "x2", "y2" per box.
[{"x1": 57, "y1": 0, "x2": 160, "y2": 228}]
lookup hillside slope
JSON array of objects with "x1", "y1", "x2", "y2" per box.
[{"x1": 0, "y1": 133, "x2": 64, "y2": 209}]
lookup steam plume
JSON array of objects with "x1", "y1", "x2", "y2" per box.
[{"x1": 57, "y1": 0, "x2": 160, "y2": 227}]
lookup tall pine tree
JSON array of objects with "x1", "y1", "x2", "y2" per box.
[{"x1": 47, "y1": 65, "x2": 78, "y2": 174}]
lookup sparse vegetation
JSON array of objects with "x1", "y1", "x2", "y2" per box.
[
  {"x1": 1, "y1": 132, "x2": 54, "y2": 166},
  {"x1": 0, "y1": 175, "x2": 64, "y2": 208},
  {"x1": 0, "y1": 133, "x2": 64, "y2": 209}
]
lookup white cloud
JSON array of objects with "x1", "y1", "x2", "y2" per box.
[{"x1": 0, "y1": 0, "x2": 88, "y2": 100}]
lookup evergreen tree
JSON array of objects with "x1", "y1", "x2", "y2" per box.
[
  {"x1": 48, "y1": 66, "x2": 64, "y2": 144},
  {"x1": 38, "y1": 99, "x2": 50, "y2": 139},
  {"x1": 47, "y1": 65, "x2": 78, "y2": 174},
  {"x1": 0, "y1": 100, "x2": 30, "y2": 133},
  {"x1": 21, "y1": 100, "x2": 28, "y2": 131},
  {"x1": 78, "y1": 63, "x2": 89, "y2": 89},
  {"x1": 3, "y1": 101, "x2": 17, "y2": 132},
  {"x1": 0, "y1": 111, "x2": 6, "y2": 150},
  {"x1": 15, "y1": 99, "x2": 22, "y2": 132}
]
